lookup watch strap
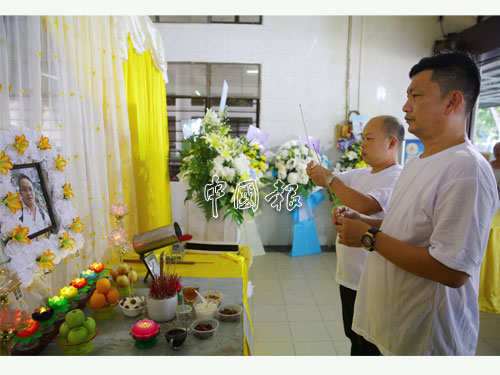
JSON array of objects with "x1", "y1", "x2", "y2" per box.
[{"x1": 326, "y1": 174, "x2": 336, "y2": 188}]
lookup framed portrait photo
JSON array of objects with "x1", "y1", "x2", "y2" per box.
[
  {"x1": 143, "y1": 252, "x2": 161, "y2": 280},
  {"x1": 10, "y1": 163, "x2": 58, "y2": 239}
]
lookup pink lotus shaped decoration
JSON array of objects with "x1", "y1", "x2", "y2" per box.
[{"x1": 130, "y1": 319, "x2": 159, "y2": 339}]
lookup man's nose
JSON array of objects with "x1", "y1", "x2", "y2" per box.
[{"x1": 402, "y1": 99, "x2": 411, "y2": 113}]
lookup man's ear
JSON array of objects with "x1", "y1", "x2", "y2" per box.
[
  {"x1": 444, "y1": 90, "x2": 464, "y2": 116},
  {"x1": 388, "y1": 136, "x2": 398, "y2": 150}
]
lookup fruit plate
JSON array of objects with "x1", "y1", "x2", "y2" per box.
[
  {"x1": 85, "y1": 301, "x2": 118, "y2": 320},
  {"x1": 55, "y1": 328, "x2": 98, "y2": 356}
]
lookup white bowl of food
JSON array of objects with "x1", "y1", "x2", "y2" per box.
[
  {"x1": 200, "y1": 290, "x2": 223, "y2": 306},
  {"x1": 193, "y1": 298, "x2": 218, "y2": 319},
  {"x1": 119, "y1": 296, "x2": 145, "y2": 317}
]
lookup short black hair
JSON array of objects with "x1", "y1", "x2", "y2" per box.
[
  {"x1": 409, "y1": 50, "x2": 481, "y2": 116},
  {"x1": 17, "y1": 174, "x2": 33, "y2": 188},
  {"x1": 382, "y1": 116, "x2": 405, "y2": 147}
]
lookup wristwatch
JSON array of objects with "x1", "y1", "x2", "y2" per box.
[
  {"x1": 326, "y1": 174, "x2": 336, "y2": 188},
  {"x1": 361, "y1": 228, "x2": 381, "y2": 252}
]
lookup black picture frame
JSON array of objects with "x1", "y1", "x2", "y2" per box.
[
  {"x1": 143, "y1": 252, "x2": 161, "y2": 280},
  {"x1": 11, "y1": 162, "x2": 58, "y2": 239}
]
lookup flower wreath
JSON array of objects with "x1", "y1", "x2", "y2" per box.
[{"x1": 0, "y1": 126, "x2": 84, "y2": 287}]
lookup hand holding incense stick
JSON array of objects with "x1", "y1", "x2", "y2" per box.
[{"x1": 299, "y1": 104, "x2": 337, "y2": 205}]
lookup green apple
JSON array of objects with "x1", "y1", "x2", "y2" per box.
[
  {"x1": 67, "y1": 326, "x2": 89, "y2": 345},
  {"x1": 65, "y1": 309, "x2": 85, "y2": 328},
  {"x1": 81, "y1": 317, "x2": 96, "y2": 335},
  {"x1": 59, "y1": 322, "x2": 70, "y2": 338}
]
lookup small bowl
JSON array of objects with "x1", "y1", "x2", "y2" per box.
[
  {"x1": 193, "y1": 298, "x2": 218, "y2": 319},
  {"x1": 119, "y1": 296, "x2": 145, "y2": 317},
  {"x1": 217, "y1": 304, "x2": 242, "y2": 322},
  {"x1": 191, "y1": 318, "x2": 219, "y2": 340},
  {"x1": 201, "y1": 290, "x2": 223, "y2": 306}
]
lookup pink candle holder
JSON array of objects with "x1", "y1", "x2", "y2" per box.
[{"x1": 130, "y1": 319, "x2": 159, "y2": 339}]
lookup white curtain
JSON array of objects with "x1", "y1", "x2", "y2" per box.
[{"x1": 0, "y1": 16, "x2": 137, "y2": 311}]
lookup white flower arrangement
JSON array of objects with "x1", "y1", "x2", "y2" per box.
[
  {"x1": 267, "y1": 140, "x2": 328, "y2": 198},
  {"x1": 0, "y1": 126, "x2": 84, "y2": 287},
  {"x1": 179, "y1": 108, "x2": 269, "y2": 225}
]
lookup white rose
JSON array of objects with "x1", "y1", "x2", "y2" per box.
[
  {"x1": 287, "y1": 172, "x2": 299, "y2": 185},
  {"x1": 233, "y1": 155, "x2": 250, "y2": 174},
  {"x1": 299, "y1": 174, "x2": 309, "y2": 185},
  {"x1": 278, "y1": 170, "x2": 287, "y2": 180},
  {"x1": 347, "y1": 151, "x2": 358, "y2": 161},
  {"x1": 222, "y1": 167, "x2": 236, "y2": 182}
]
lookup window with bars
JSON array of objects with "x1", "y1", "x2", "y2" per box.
[
  {"x1": 473, "y1": 57, "x2": 500, "y2": 153},
  {"x1": 150, "y1": 16, "x2": 262, "y2": 25},
  {"x1": 166, "y1": 62, "x2": 261, "y2": 181}
]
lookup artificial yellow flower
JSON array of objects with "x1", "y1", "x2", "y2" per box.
[
  {"x1": 260, "y1": 154, "x2": 267, "y2": 161},
  {"x1": 55, "y1": 154, "x2": 66, "y2": 172},
  {"x1": 259, "y1": 161, "x2": 266, "y2": 171},
  {"x1": 38, "y1": 249, "x2": 56, "y2": 271},
  {"x1": 3, "y1": 192, "x2": 22, "y2": 214},
  {"x1": 11, "y1": 224, "x2": 30, "y2": 244},
  {"x1": 60, "y1": 232, "x2": 75, "y2": 250},
  {"x1": 13, "y1": 134, "x2": 29, "y2": 155},
  {"x1": 0, "y1": 150, "x2": 13, "y2": 175},
  {"x1": 70, "y1": 217, "x2": 84, "y2": 234},
  {"x1": 63, "y1": 183, "x2": 74, "y2": 199},
  {"x1": 37, "y1": 135, "x2": 52, "y2": 150}
]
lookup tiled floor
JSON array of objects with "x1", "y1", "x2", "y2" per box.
[{"x1": 247, "y1": 251, "x2": 500, "y2": 356}]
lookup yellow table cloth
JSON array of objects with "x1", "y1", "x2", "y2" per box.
[
  {"x1": 125, "y1": 252, "x2": 253, "y2": 355},
  {"x1": 479, "y1": 209, "x2": 500, "y2": 314}
]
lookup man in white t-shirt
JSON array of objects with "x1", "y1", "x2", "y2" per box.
[
  {"x1": 306, "y1": 115, "x2": 404, "y2": 355},
  {"x1": 335, "y1": 51, "x2": 500, "y2": 355}
]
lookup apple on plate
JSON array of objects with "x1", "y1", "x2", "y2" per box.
[
  {"x1": 110, "y1": 269, "x2": 118, "y2": 282},
  {"x1": 67, "y1": 326, "x2": 89, "y2": 345},
  {"x1": 128, "y1": 270, "x2": 138, "y2": 284},
  {"x1": 65, "y1": 309, "x2": 85, "y2": 328},
  {"x1": 82, "y1": 317, "x2": 96, "y2": 335},
  {"x1": 116, "y1": 263, "x2": 129, "y2": 276},
  {"x1": 116, "y1": 274, "x2": 130, "y2": 287},
  {"x1": 59, "y1": 322, "x2": 70, "y2": 338}
]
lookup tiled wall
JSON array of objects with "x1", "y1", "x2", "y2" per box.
[{"x1": 157, "y1": 16, "x2": 476, "y2": 245}]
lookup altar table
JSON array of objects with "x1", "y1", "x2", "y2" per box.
[
  {"x1": 39, "y1": 277, "x2": 245, "y2": 356},
  {"x1": 126, "y1": 252, "x2": 253, "y2": 354}
]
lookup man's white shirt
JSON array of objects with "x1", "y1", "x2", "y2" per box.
[
  {"x1": 352, "y1": 141, "x2": 500, "y2": 355},
  {"x1": 333, "y1": 165, "x2": 402, "y2": 290}
]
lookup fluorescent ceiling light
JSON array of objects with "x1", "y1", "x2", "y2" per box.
[
  {"x1": 246, "y1": 70, "x2": 259, "y2": 74},
  {"x1": 41, "y1": 72, "x2": 59, "y2": 80},
  {"x1": 195, "y1": 90, "x2": 201, "y2": 96}
]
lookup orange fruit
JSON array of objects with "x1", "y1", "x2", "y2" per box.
[
  {"x1": 106, "y1": 289, "x2": 120, "y2": 305},
  {"x1": 89, "y1": 292, "x2": 106, "y2": 309},
  {"x1": 96, "y1": 278, "x2": 111, "y2": 294}
]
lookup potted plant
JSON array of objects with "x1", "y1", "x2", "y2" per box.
[{"x1": 146, "y1": 253, "x2": 182, "y2": 322}]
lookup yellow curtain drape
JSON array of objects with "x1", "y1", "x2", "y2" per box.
[
  {"x1": 479, "y1": 209, "x2": 500, "y2": 313},
  {"x1": 122, "y1": 37, "x2": 172, "y2": 247}
]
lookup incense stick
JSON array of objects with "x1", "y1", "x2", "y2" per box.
[{"x1": 299, "y1": 104, "x2": 337, "y2": 204}]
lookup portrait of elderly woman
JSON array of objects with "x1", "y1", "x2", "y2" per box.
[{"x1": 11, "y1": 163, "x2": 56, "y2": 239}]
